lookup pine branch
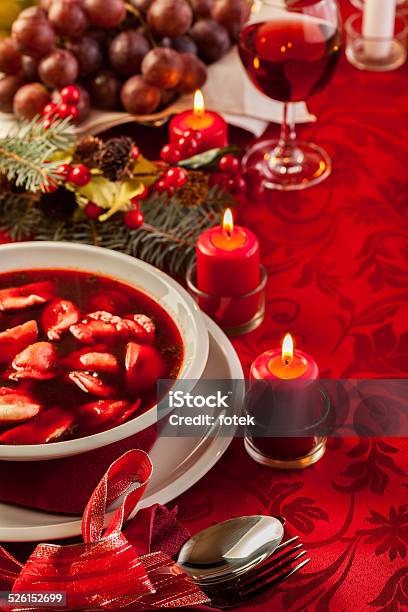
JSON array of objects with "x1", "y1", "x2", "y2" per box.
[
  {"x1": 0, "y1": 187, "x2": 228, "y2": 274},
  {"x1": 0, "y1": 117, "x2": 74, "y2": 193}
]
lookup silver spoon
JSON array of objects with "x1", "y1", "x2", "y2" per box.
[{"x1": 177, "y1": 515, "x2": 285, "y2": 585}]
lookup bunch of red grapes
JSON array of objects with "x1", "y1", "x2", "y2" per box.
[{"x1": 0, "y1": 0, "x2": 249, "y2": 122}]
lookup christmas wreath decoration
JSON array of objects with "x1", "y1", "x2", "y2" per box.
[{"x1": 0, "y1": 97, "x2": 257, "y2": 273}]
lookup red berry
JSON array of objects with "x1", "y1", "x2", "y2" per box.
[
  {"x1": 124, "y1": 209, "x2": 144, "y2": 229},
  {"x1": 69, "y1": 105, "x2": 79, "y2": 120},
  {"x1": 165, "y1": 167, "x2": 188, "y2": 188},
  {"x1": 154, "y1": 179, "x2": 167, "y2": 193},
  {"x1": 160, "y1": 144, "x2": 182, "y2": 164},
  {"x1": 176, "y1": 136, "x2": 198, "y2": 158},
  {"x1": 154, "y1": 179, "x2": 173, "y2": 195},
  {"x1": 57, "y1": 103, "x2": 72, "y2": 119},
  {"x1": 188, "y1": 138, "x2": 199, "y2": 155},
  {"x1": 55, "y1": 163, "x2": 71, "y2": 180},
  {"x1": 42, "y1": 103, "x2": 57, "y2": 117},
  {"x1": 84, "y1": 202, "x2": 103, "y2": 220},
  {"x1": 182, "y1": 129, "x2": 203, "y2": 145},
  {"x1": 41, "y1": 179, "x2": 58, "y2": 193},
  {"x1": 131, "y1": 184, "x2": 149, "y2": 204},
  {"x1": 209, "y1": 172, "x2": 227, "y2": 189},
  {"x1": 131, "y1": 146, "x2": 140, "y2": 160},
  {"x1": 226, "y1": 174, "x2": 246, "y2": 194},
  {"x1": 60, "y1": 86, "x2": 81, "y2": 105},
  {"x1": 219, "y1": 154, "x2": 240, "y2": 175},
  {"x1": 42, "y1": 118, "x2": 53, "y2": 130},
  {"x1": 182, "y1": 129, "x2": 195, "y2": 140},
  {"x1": 69, "y1": 164, "x2": 91, "y2": 187}
]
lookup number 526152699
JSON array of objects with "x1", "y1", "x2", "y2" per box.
[{"x1": 1, "y1": 592, "x2": 66, "y2": 606}]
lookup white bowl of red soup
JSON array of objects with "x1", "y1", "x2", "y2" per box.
[{"x1": 0, "y1": 242, "x2": 209, "y2": 461}]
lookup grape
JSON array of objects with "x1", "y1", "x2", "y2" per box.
[
  {"x1": 178, "y1": 53, "x2": 207, "y2": 93},
  {"x1": 0, "y1": 76, "x2": 24, "y2": 113},
  {"x1": 48, "y1": 0, "x2": 88, "y2": 38},
  {"x1": 67, "y1": 37, "x2": 103, "y2": 77},
  {"x1": 121, "y1": 75, "x2": 161, "y2": 114},
  {"x1": 147, "y1": 0, "x2": 193, "y2": 38},
  {"x1": 211, "y1": 0, "x2": 250, "y2": 41},
  {"x1": 141, "y1": 48, "x2": 183, "y2": 90},
  {"x1": 75, "y1": 84, "x2": 91, "y2": 122},
  {"x1": 158, "y1": 37, "x2": 173, "y2": 48},
  {"x1": 0, "y1": 38, "x2": 22, "y2": 75},
  {"x1": 88, "y1": 70, "x2": 121, "y2": 110},
  {"x1": 159, "y1": 87, "x2": 177, "y2": 109},
  {"x1": 13, "y1": 82, "x2": 51, "y2": 120},
  {"x1": 190, "y1": 0, "x2": 213, "y2": 18},
  {"x1": 129, "y1": 0, "x2": 153, "y2": 10},
  {"x1": 11, "y1": 7, "x2": 56, "y2": 59},
  {"x1": 84, "y1": 0, "x2": 126, "y2": 28},
  {"x1": 22, "y1": 56, "x2": 39, "y2": 81},
  {"x1": 39, "y1": 49, "x2": 79, "y2": 89},
  {"x1": 191, "y1": 19, "x2": 230, "y2": 63},
  {"x1": 86, "y1": 28, "x2": 108, "y2": 48},
  {"x1": 109, "y1": 31, "x2": 150, "y2": 78},
  {"x1": 172, "y1": 36, "x2": 198, "y2": 55}
]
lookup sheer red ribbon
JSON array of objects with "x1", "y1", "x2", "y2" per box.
[{"x1": 0, "y1": 450, "x2": 209, "y2": 610}]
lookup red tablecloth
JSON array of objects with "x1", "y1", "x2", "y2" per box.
[
  {"x1": 2, "y1": 2, "x2": 408, "y2": 610},
  {"x1": 171, "y1": 2, "x2": 408, "y2": 610}
]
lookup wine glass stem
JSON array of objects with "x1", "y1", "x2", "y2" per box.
[{"x1": 269, "y1": 103, "x2": 304, "y2": 174}]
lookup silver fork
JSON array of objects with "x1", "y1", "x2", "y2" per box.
[{"x1": 203, "y1": 536, "x2": 310, "y2": 609}]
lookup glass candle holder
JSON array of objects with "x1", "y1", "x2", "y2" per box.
[
  {"x1": 346, "y1": 13, "x2": 407, "y2": 71},
  {"x1": 244, "y1": 377, "x2": 331, "y2": 470},
  {"x1": 186, "y1": 263, "x2": 267, "y2": 336}
]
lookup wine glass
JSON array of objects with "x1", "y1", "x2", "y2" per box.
[{"x1": 238, "y1": 0, "x2": 342, "y2": 191}]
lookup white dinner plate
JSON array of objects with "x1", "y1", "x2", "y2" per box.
[
  {"x1": 0, "y1": 315, "x2": 243, "y2": 542},
  {"x1": 0, "y1": 242, "x2": 209, "y2": 461}
]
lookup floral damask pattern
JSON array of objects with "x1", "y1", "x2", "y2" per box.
[
  {"x1": 357, "y1": 505, "x2": 408, "y2": 561},
  {"x1": 175, "y1": 2, "x2": 408, "y2": 610}
]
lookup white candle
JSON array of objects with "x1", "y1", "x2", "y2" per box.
[{"x1": 363, "y1": 0, "x2": 396, "y2": 60}]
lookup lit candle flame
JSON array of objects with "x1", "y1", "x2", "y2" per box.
[
  {"x1": 222, "y1": 208, "x2": 234, "y2": 237},
  {"x1": 282, "y1": 333, "x2": 294, "y2": 366},
  {"x1": 194, "y1": 89, "x2": 205, "y2": 118}
]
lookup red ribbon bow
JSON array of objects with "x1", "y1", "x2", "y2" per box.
[{"x1": 0, "y1": 450, "x2": 208, "y2": 611}]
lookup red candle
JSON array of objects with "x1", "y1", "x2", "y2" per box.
[
  {"x1": 195, "y1": 209, "x2": 261, "y2": 328},
  {"x1": 251, "y1": 335, "x2": 319, "y2": 381},
  {"x1": 249, "y1": 334, "x2": 320, "y2": 461},
  {"x1": 197, "y1": 209, "x2": 260, "y2": 296},
  {"x1": 170, "y1": 90, "x2": 228, "y2": 152}
]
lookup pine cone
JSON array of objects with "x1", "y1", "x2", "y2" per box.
[
  {"x1": 174, "y1": 171, "x2": 209, "y2": 207},
  {"x1": 40, "y1": 187, "x2": 77, "y2": 221},
  {"x1": 96, "y1": 136, "x2": 134, "y2": 182},
  {"x1": 73, "y1": 136, "x2": 103, "y2": 168}
]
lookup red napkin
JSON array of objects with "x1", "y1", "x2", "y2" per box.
[{"x1": 0, "y1": 426, "x2": 156, "y2": 515}]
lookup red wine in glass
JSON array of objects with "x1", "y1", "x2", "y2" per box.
[{"x1": 238, "y1": 17, "x2": 341, "y2": 102}]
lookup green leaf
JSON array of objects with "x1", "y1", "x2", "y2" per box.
[
  {"x1": 179, "y1": 145, "x2": 242, "y2": 169},
  {"x1": 76, "y1": 176, "x2": 118, "y2": 210},
  {"x1": 132, "y1": 156, "x2": 157, "y2": 175},
  {"x1": 99, "y1": 179, "x2": 146, "y2": 222}
]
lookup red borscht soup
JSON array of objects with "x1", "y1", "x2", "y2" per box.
[{"x1": 0, "y1": 269, "x2": 183, "y2": 445}]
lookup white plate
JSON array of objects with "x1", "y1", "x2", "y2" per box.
[
  {"x1": 0, "y1": 242, "x2": 208, "y2": 461},
  {"x1": 0, "y1": 315, "x2": 243, "y2": 542}
]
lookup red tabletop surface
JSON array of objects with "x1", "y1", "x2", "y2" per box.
[
  {"x1": 171, "y1": 1, "x2": 408, "y2": 610},
  {"x1": 1, "y1": 1, "x2": 408, "y2": 610}
]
